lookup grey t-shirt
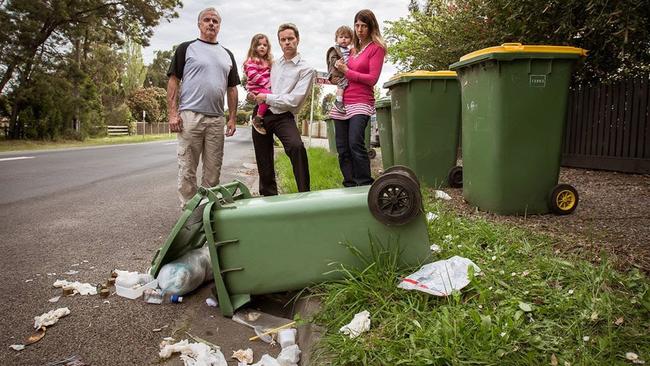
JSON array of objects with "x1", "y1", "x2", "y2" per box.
[{"x1": 167, "y1": 39, "x2": 240, "y2": 117}]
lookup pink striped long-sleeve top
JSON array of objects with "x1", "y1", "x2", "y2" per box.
[{"x1": 244, "y1": 58, "x2": 271, "y2": 93}]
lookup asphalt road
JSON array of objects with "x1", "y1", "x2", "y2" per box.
[{"x1": 0, "y1": 127, "x2": 285, "y2": 365}]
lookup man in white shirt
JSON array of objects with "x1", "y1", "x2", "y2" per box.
[{"x1": 252, "y1": 23, "x2": 315, "y2": 196}]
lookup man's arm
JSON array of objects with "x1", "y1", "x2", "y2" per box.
[
  {"x1": 264, "y1": 68, "x2": 315, "y2": 110},
  {"x1": 226, "y1": 86, "x2": 238, "y2": 137},
  {"x1": 167, "y1": 75, "x2": 182, "y2": 132}
]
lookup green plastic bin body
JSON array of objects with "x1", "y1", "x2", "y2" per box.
[
  {"x1": 327, "y1": 118, "x2": 372, "y2": 155},
  {"x1": 450, "y1": 43, "x2": 587, "y2": 215},
  {"x1": 150, "y1": 181, "x2": 430, "y2": 316},
  {"x1": 375, "y1": 97, "x2": 393, "y2": 169},
  {"x1": 384, "y1": 71, "x2": 461, "y2": 187}
]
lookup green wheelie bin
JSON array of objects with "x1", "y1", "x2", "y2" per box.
[
  {"x1": 375, "y1": 96, "x2": 393, "y2": 169},
  {"x1": 449, "y1": 43, "x2": 587, "y2": 215},
  {"x1": 384, "y1": 71, "x2": 463, "y2": 188},
  {"x1": 150, "y1": 170, "x2": 429, "y2": 317},
  {"x1": 326, "y1": 118, "x2": 375, "y2": 158}
]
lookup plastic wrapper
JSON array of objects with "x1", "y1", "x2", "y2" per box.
[{"x1": 157, "y1": 246, "x2": 213, "y2": 296}]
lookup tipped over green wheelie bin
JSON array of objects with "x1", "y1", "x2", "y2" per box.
[
  {"x1": 375, "y1": 96, "x2": 393, "y2": 169},
  {"x1": 150, "y1": 170, "x2": 429, "y2": 317},
  {"x1": 326, "y1": 118, "x2": 375, "y2": 158},
  {"x1": 384, "y1": 71, "x2": 463, "y2": 188},
  {"x1": 450, "y1": 43, "x2": 587, "y2": 215}
]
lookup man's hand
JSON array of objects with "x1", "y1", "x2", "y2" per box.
[
  {"x1": 226, "y1": 118, "x2": 236, "y2": 137},
  {"x1": 169, "y1": 114, "x2": 183, "y2": 132},
  {"x1": 254, "y1": 93, "x2": 267, "y2": 105}
]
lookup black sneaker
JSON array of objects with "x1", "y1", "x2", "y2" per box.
[
  {"x1": 251, "y1": 115, "x2": 267, "y2": 135},
  {"x1": 334, "y1": 100, "x2": 346, "y2": 113}
]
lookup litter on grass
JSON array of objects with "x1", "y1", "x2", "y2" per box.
[
  {"x1": 434, "y1": 190, "x2": 451, "y2": 200},
  {"x1": 53, "y1": 280, "x2": 97, "y2": 295},
  {"x1": 339, "y1": 310, "x2": 371, "y2": 339},
  {"x1": 34, "y1": 307, "x2": 70, "y2": 329},
  {"x1": 398, "y1": 256, "x2": 481, "y2": 296},
  {"x1": 206, "y1": 298, "x2": 218, "y2": 307},
  {"x1": 426, "y1": 212, "x2": 439, "y2": 222},
  {"x1": 429, "y1": 244, "x2": 441, "y2": 253},
  {"x1": 251, "y1": 345, "x2": 301, "y2": 366},
  {"x1": 159, "y1": 339, "x2": 227, "y2": 366}
]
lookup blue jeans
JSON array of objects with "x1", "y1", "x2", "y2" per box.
[{"x1": 334, "y1": 115, "x2": 374, "y2": 187}]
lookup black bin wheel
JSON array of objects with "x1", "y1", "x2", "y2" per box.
[
  {"x1": 447, "y1": 166, "x2": 463, "y2": 188},
  {"x1": 368, "y1": 148, "x2": 377, "y2": 159},
  {"x1": 548, "y1": 184, "x2": 579, "y2": 215},
  {"x1": 368, "y1": 171, "x2": 422, "y2": 226},
  {"x1": 382, "y1": 165, "x2": 420, "y2": 187}
]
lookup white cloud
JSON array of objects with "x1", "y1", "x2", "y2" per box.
[{"x1": 143, "y1": 0, "x2": 411, "y2": 99}]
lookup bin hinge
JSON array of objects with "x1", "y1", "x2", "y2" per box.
[{"x1": 215, "y1": 239, "x2": 239, "y2": 248}]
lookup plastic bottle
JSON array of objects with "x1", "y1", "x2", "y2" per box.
[{"x1": 143, "y1": 289, "x2": 183, "y2": 304}]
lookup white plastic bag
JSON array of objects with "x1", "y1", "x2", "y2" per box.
[
  {"x1": 157, "y1": 246, "x2": 213, "y2": 296},
  {"x1": 339, "y1": 310, "x2": 371, "y2": 338},
  {"x1": 398, "y1": 256, "x2": 481, "y2": 296}
]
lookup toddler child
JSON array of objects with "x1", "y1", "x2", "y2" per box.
[
  {"x1": 244, "y1": 34, "x2": 273, "y2": 135},
  {"x1": 326, "y1": 26, "x2": 353, "y2": 113}
]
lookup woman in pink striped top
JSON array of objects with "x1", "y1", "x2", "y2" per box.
[
  {"x1": 244, "y1": 34, "x2": 273, "y2": 135},
  {"x1": 329, "y1": 9, "x2": 386, "y2": 187}
]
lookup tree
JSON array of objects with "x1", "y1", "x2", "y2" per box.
[
  {"x1": 145, "y1": 49, "x2": 173, "y2": 89},
  {"x1": 297, "y1": 83, "x2": 323, "y2": 124},
  {"x1": 321, "y1": 93, "x2": 335, "y2": 116},
  {"x1": 384, "y1": 0, "x2": 650, "y2": 82},
  {"x1": 122, "y1": 39, "x2": 147, "y2": 96},
  {"x1": 127, "y1": 87, "x2": 167, "y2": 123}
]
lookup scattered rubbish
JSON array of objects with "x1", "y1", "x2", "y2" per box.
[
  {"x1": 9, "y1": 344, "x2": 25, "y2": 351},
  {"x1": 615, "y1": 317, "x2": 625, "y2": 326},
  {"x1": 26, "y1": 328, "x2": 46, "y2": 345},
  {"x1": 171, "y1": 295, "x2": 184, "y2": 303},
  {"x1": 103, "y1": 300, "x2": 110, "y2": 304},
  {"x1": 430, "y1": 244, "x2": 441, "y2": 253},
  {"x1": 252, "y1": 354, "x2": 279, "y2": 366},
  {"x1": 398, "y1": 256, "x2": 481, "y2": 296},
  {"x1": 114, "y1": 270, "x2": 157, "y2": 299},
  {"x1": 25, "y1": 279, "x2": 34, "y2": 283},
  {"x1": 434, "y1": 190, "x2": 452, "y2": 200},
  {"x1": 206, "y1": 298, "x2": 218, "y2": 307},
  {"x1": 152, "y1": 325, "x2": 169, "y2": 333},
  {"x1": 277, "y1": 345, "x2": 301, "y2": 365},
  {"x1": 143, "y1": 288, "x2": 164, "y2": 304},
  {"x1": 232, "y1": 348, "x2": 253, "y2": 364},
  {"x1": 99, "y1": 289, "x2": 110, "y2": 298},
  {"x1": 426, "y1": 212, "x2": 439, "y2": 222},
  {"x1": 157, "y1": 246, "x2": 213, "y2": 296},
  {"x1": 250, "y1": 321, "x2": 296, "y2": 343},
  {"x1": 339, "y1": 310, "x2": 371, "y2": 339},
  {"x1": 568, "y1": 289, "x2": 574, "y2": 295},
  {"x1": 82, "y1": 260, "x2": 89, "y2": 263},
  {"x1": 233, "y1": 309, "x2": 294, "y2": 344},
  {"x1": 583, "y1": 336, "x2": 590, "y2": 342},
  {"x1": 34, "y1": 307, "x2": 70, "y2": 329},
  {"x1": 44, "y1": 354, "x2": 89, "y2": 366},
  {"x1": 626, "y1": 352, "x2": 645, "y2": 364},
  {"x1": 47, "y1": 273, "x2": 56, "y2": 276},
  {"x1": 70, "y1": 263, "x2": 80, "y2": 267},
  {"x1": 278, "y1": 328, "x2": 297, "y2": 348},
  {"x1": 551, "y1": 353, "x2": 558, "y2": 366},
  {"x1": 106, "y1": 278, "x2": 116, "y2": 286},
  {"x1": 49, "y1": 296, "x2": 61, "y2": 303},
  {"x1": 64, "y1": 270, "x2": 79, "y2": 275},
  {"x1": 159, "y1": 339, "x2": 227, "y2": 366},
  {"x1": 53, "y1": 280, "x2": 97, "y2": 296}
]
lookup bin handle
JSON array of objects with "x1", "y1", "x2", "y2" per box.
[
  {"x1": 501, "y1": 43, "x2": 524, "y2": 51},
  {"x1": 203, "y1": 200, "x2": 235, "y2": 316}
]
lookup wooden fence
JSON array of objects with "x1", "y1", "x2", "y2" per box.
[
  {"x1": 135, "y1": 122, "x2": 171, "y2": 135},
  {"x1": 562, "y1": 75, "x2": 650, "y2": 174}
]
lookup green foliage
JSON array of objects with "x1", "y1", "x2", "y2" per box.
[
  {"x1": 311, "y1": 192, "x2": 650, "y2": 365},
  {"x1": 385, "y1": 0, "x2": 650, "y2": 82},
  {"x1": 145, "y1": 49, "x2": 173, "y2": 89},
  {"x1": 127, "y1": 87, "x2": 167, "y2": 123},
  {"x1": 122, "y1": 39, "x2": 147, "y2": 96},
  {"x1": 276, "y1": 147, "x2": 343, "y2": 193},
  {"x1": 297, "y1": 83, "x2": 324, "y2": 124},
  {"x1": 236, "y1": 110, "x2": 252, "y2": 125},
  {"x1": 321, "y1": 93, "x2": 335, "y2": 117}
]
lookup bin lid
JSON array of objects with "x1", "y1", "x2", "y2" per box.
[
  {"x1": 450, "y1": 43, "x2": 588, "y2": 70},
  {"x1": 383, "y1": 70, "x2": 457, "y2": 88},
  {"x1": 375, "y1": 96, "x2": 391, "y2": 108}
]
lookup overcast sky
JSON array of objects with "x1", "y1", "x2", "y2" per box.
[{"x1": 142, "y1": 0, "x2": 411, "y2": 99}]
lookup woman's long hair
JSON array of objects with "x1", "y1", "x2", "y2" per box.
[
  {"x1": 353, "y1": 9, "x2": 387, "y2": 51},
  {"x1": 244, "y1": 33, "x2": 273, "y2": 65}
]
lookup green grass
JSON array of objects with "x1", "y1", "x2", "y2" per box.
[
  {"x1": 276, "y1": 147, "x2": 343, "y2": 192},
  {"x1": 0, "y1": 134, "x2": 176, "y2": 152},
  {"x1": 277, "y1": 152, "x2": 650, "y2": 365}
]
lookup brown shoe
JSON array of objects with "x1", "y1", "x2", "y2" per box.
[{"x1": 251, "y1": 115, "x2": 267, "y2": 135}]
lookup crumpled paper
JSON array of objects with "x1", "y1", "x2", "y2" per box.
[
  {"x1": 339, "y1": 310, "x2": 371, "y2": 339},
  {"x1": 159, "y1": 339, "x2": 227, "y2": 366},
  {"x1": 232, "y1": 348, "x2": 253, "y2": 364},
  {"x1": 52, "y1": 280, "x2": 97, "y2": 295},
  {"x1": 398, "y1": 256, "x2": 481, "y2": 296},
  {"x1": 251, "y1": 345, "x2": 301, "y2": 366},
  {"x1": 434, "y1": 190, "x2": 451, "y2": 200},
  {"x1": 34, "y1": 307, "x2": 70, "y2": 329}
]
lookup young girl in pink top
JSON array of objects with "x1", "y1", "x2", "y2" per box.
[
  {"x1": 329, "y1": 9, "x2": 386, "y2": 187},
  {"x1": 244, "y1": 34, "x2": 273, "y2": 135}
]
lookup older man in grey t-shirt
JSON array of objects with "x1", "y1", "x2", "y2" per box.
[{"x1": 166, "y1": 7, "x2": 240, "y2": 207}]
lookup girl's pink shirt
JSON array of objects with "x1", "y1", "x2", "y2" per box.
[{"x1": 343, "y1": 42, "x2": 386, "y2": 105}]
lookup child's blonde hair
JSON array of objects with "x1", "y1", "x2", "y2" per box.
[
  {"x1": 245, "y1": 33, "x2": 273, "y2": 64},
  {"x1": 335, "y1": 26, "x2": 353, "y2": 42}
]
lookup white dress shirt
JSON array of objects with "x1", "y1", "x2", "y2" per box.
[{"x1": 266, "y1": 53, "x2": 315, "y2": 115}]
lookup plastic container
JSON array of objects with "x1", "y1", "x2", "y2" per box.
[
  {"x1": 383, "y1": 71, "x2": 462, "y2": 187},
  {"x1": 278, "y1": 328, "x2": 297, "y2": 348},
  {"x1": 115, "y1": 278, "x2": 158, "y2": 299},
  {"x1": 449, "y1": 43, "x2": 587, "y2": 214}
]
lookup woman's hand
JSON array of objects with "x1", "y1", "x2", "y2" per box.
[{"x1": 335, "y1": 59, "x2": 348, "y2": 74}]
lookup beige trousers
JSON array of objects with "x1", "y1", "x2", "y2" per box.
[{"x1": 177, "y1": 110, "x2": 225, "y2": 207}]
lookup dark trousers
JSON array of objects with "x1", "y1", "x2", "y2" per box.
[
  {"x1": 334, "y1": 114, "x2": 374, "y2": 187},
  {"x1": 252, "y1": 110, "x2": 310, "y2": 196}
]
